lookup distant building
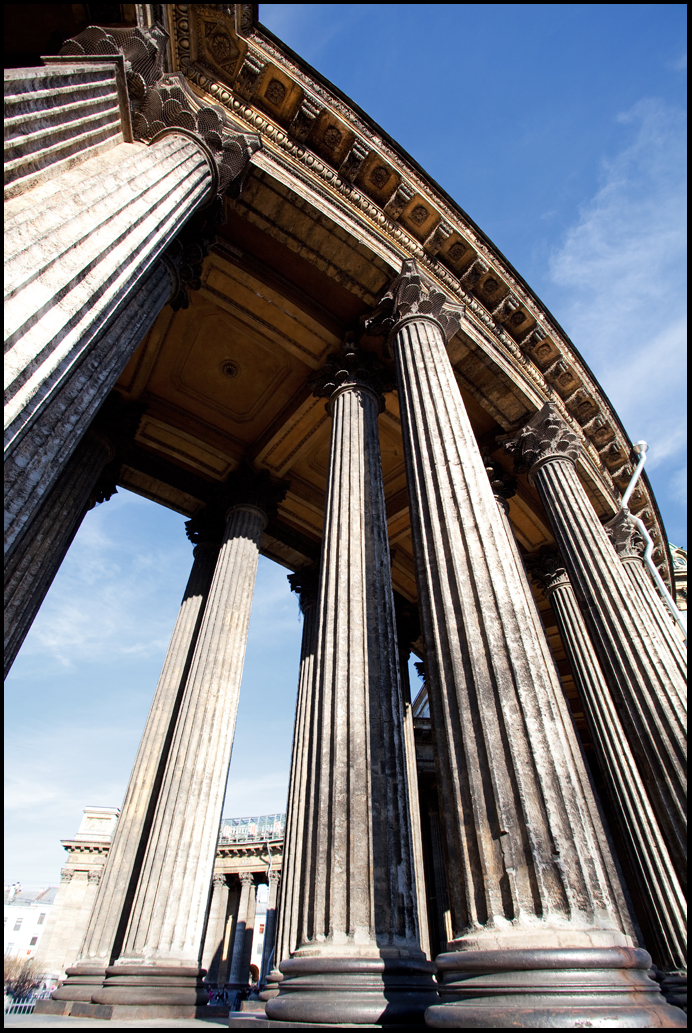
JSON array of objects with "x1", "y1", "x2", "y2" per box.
[
  {"x1": 4, "y1": 886, "x2": 58, "y2": 969},
  {"x1": 670, "y1": 543, "x2": 687, "y2": 611}
]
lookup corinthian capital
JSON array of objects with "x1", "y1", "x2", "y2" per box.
[
  {"x1": 526, "y1": 548, "x2": 571, "y2": 596},
  {"x1": 310, "y1": 336, "x2": 395, "y2": 412},
  {"x1": 504, "y1": 402, "x2": 581, "y2": 476},
  {"x1": 605, "y1": 509, "x2": 646, "y2": 562},
  {"x1": 365, "y1": 259, "x2": 464, "y2": 341}
]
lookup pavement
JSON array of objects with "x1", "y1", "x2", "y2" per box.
[{"x1": 4, "y1": 1018, "x2": 228, "y2": 1029}]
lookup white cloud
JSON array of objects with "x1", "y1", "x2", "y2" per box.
[{"x1": 548, "y1": 98, "x2": 687, "y2": 470}]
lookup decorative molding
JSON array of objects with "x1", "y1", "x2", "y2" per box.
[
  {"x1": 483, "y1": 457, "x2": 517, "y2": 513},
  {"x1": 287, "y1": 564, "x2": 319, "y2": 612},
  {"x1": 310, "y1": 335, "x2": 395, "y2": 412},
  {"x1": 87, "y1": 870, "x2": 102, "y2": 885},
  {"x1": 504, "y1": 402, "x2": 581, "y2": 477},
  {"x1": 605, "y1": 509, "x2": 646, "y2": 563},
  {"x1": 526, "y1": 548, "x2": 571, "y2": 596},
  {"x1": 365, "y1": 259, "x2": 464, "y2": 343},
  {"x1": 60, "y1": 868, "x2": 74, "y2": 883},
  {"x1": 59, "y1": 23, "x2": 260, "y2": 196}
]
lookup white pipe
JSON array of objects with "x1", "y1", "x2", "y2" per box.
[{"x1": 619, "y1": 441, "x2": 687, "y2": 642}]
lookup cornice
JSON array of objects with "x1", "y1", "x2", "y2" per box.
[{"x1": 161, "y1": 5, "x2": 670, "y2": 588}]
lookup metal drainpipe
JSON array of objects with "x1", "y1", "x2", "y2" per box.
[{"x1": 618, "y1": 441, "x2": 687, "y2": 641}]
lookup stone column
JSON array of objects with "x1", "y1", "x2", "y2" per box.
[
  {"x1": 259, "y1": 871, "x2": 281, "y2": 985},
  {"x1": 4, "y1": 133, "x2": 215, "y2": 558},
  {"x1": 227, "y1": 874, "x2": 255, "y2": 989},
  {"x1": 91, "y1": 469, "x2": 286, "y2": 1017},
  {"x1": 529, "y1": 550, "x2": 686, "y2": 983},
  {"x1": 51, "y1": 510, "x2": 223, "y2": 1007},
  {"x1": 202, "y1": 875, "x2": 230, "y2": 987},
  {"x1": 606, "y1": 510, "x2": 687, "y2": 680},
  {"x1": 266, "y1": 341, "x2": 437, "y2": 1026},
  {"x1": 505, "y1": 404, "x2": 687, "y2": 893},
  {"x1": 266, "y1": 565, "x2": 320, "y2": 994},
  {"x1": 373, "y1": 259, "x2": 682, "y2": 1027},
  {"x1": 4, "y1": 429, "x2": 115, "y2": 678}
]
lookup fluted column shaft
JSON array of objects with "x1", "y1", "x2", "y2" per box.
[
  {"x1": 622, "y1": 557, "x2": 687, "y2": 673},
  {"x1": 113, "y1": 503, "x2": 266, "y2": 967},
  {"x1": 295, "y1": 382, "x2": 419, "y2": 956},
  {"x1": 267, "y1": 343, "x2": 435, "y2": 1026},
  {"x1": 73, "y1": 540, "x2": 220, "y2": 968},
  {"x1": 393, "y1": 311, "x2": 628, "y2": 951},
  {"x1": 273, "y1": 576, "x2": 319, "y2": 971},
  {"x1": 228, "y1": 874, "x2": 255, "y2": 986},
  {"x1": 5, "y1": 133, "x2": 214, "y2": 557},
  {"x1": 202, "y1": 875, "x2": 230, "y2": 985},
  {"x1": 536, "y1": 559, "x2": 685, "y2": 973},
  {"x1": 260, "y1": 871, "x2": 281, "y2": 984},
  {"x1": 508, "y1": 420, "x2": 687, "y2": 890},
  {"x1": 4, "y1": 429, "x2": 114, "y2": 677}
]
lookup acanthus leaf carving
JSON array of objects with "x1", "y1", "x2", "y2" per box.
[
  {"x1": 59, "y1": 24, "x2": 260, "y2": 197},
  {"x1": 365, "y1": 259, "x2": 464, "y2": 342},
  {"x1": 604, "y1": 509, "x2": 646, "y2": 562},
  {"x1": 309, "y1": 334, "x2": 395, "y2": 411},
  {"x1": 526, "y1": 548, "x2": 571, "y2": 595},
  {"x1": 504, "y1": 402, "x2": 581, "y2": 475}
]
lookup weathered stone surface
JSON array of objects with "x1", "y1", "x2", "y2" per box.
[
  {"x1": 267, "y1": 341, "x2": 436, "y2": 1025},
  {"x1": 271, "y1": 566, "x2": 319, "y2": 977},
  {"x1": 606, "y1": 509, "x2": 687, "y2": 679},
  {"x1": 372, "y1": 259, "x2": 680, "y2": 1026},
  {"x1": 506, "y1": 404, "x2": 687, "y2": 892},
  {"x1": 3, "y1": 429, "x2": 114, "y2": 677},
  {"x1": 530, "y1": 550, "x2": 686, "y2": 975},
  {"x1": 4, "y1": 63, "x2": 128, "y2": 200},
  {"x1": 4, "y1": 133, "x2": 213, "y2": 556},
  {"x1": 202, "y1": 874, "x2": 230, "y2": 986},
  {"x1": 54, "y1": 527, "x2": 221, "y2": 1003},
  {"x1": 228, "y1": 873, "x2": 256, "y2": 989}
]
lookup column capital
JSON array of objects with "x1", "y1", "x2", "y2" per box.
[
  {"x1": 239, "y1": 872, "x2": 255, "y2": 887},
  {"x1": 59, "y1": 24, "x2": 261, "y2": 198},
  {"x1": 268, "y1": 870, "x2": 281, "y2": 886},
  {"x1": 483, "y1": 455, "x2": 517, "y2": 513},
  {"x1": 365, "y1": 258, "x2": 464, "y2": 342},
  {"x1": 185, "y1": 506, "x2": 226, "y2": 548},
  {"x1": 60, "y1": 868, "x2": 74, "y2": 883},
  {"x1": 310, "y1": 336, "x2": 394, "y2": 413},
  {"x1": 212, "y1": 874, "x2": 227, "y2": 888},
  {"x1": 217, "y1": 465, "x2": 288, "y2": 524},
  {"x1": 504, "y1": 402, "x2": 581, "y2": 478},
  {"x1": 604, "y1": 509, "x2": 646, "y2": 563},
  {"x1": 288, "y1": 564, "x2": 319, "y2": 613},
  {"x1": 526, "y1": 548, "x2": 571, "y2": 596}
]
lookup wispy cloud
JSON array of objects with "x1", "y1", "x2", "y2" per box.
[{"x1": 548, "y1": 98, "x2": 687, "y2": 473}]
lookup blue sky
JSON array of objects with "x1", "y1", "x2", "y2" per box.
[{"x1": 5, "y1": 4, "x2": 686, "y2": 888}]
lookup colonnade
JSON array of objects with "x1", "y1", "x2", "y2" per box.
[{"x1": 5, "y1": 52, "x2": 686, "y2": 1025}]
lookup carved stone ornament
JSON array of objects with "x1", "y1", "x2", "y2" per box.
[
  {"x1": 309, "y1": 335, "x2": 395, "y2": 412},
  {"x1": 483, "y1": 456, "x2": 517, "y2": 512},
  {"x1": 604, "y1": 509, "x2": 646, "y2": 562},
  {"x1": 59, "y1": 24, "x2": 260, "y2": 196},
  {"x1": 215, "y1": 464, "x2": 289, "y2": 522},
  {"x1": 504, "y1": 402, "x2": 581, "y2": 476},
  {"x1": 365, "y1": 259, "x2": 464, "y2": 342},
  {"x1": 60, "y1": 868, "x2": 74, "y2": 883},
  {"x1": 287, "y1": 564, "x2": 319, "y2": 612},
  {"x1": 239, "y1": 871, "x2": 254, "y2": 886},
  {"x1": 526, "y1": 548, "x2": 571, "y2": 596},
  {"x1": 185, "y1": 505, "x2": 227, "y2": 547},
  {"x1": 161, "y1": 196, "x2": 227, "y2": 310},
  {"x1": 212, "y1": 873, "x2": 227, "y2": 888},
  {"x1": 87, "y1": 870, "x2": 101, "y2": 885}
]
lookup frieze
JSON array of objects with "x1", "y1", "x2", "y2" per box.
[{"x1": 163, "y1": 7, "x2": 665, "y2": 583}]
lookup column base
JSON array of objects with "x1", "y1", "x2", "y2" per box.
[
  {"x1": 425, "y1": 948, "x2": 686, "y2": 1028},
  {"x1": 48, "y1": 965, "x2": 106, "y2": 1003},
  {"x1": 259, "y1": 967, "x2": 283, "y2": 1000},
  {"x1": 652, "y1": 968, "x2": 687, "y2": 1014},
  {"x1": 90, "y1": 964, "x2": 209, "y2": 1008},
  {"x1": 265, "y1": 956, "x2": 438, "y2": 1026}
]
